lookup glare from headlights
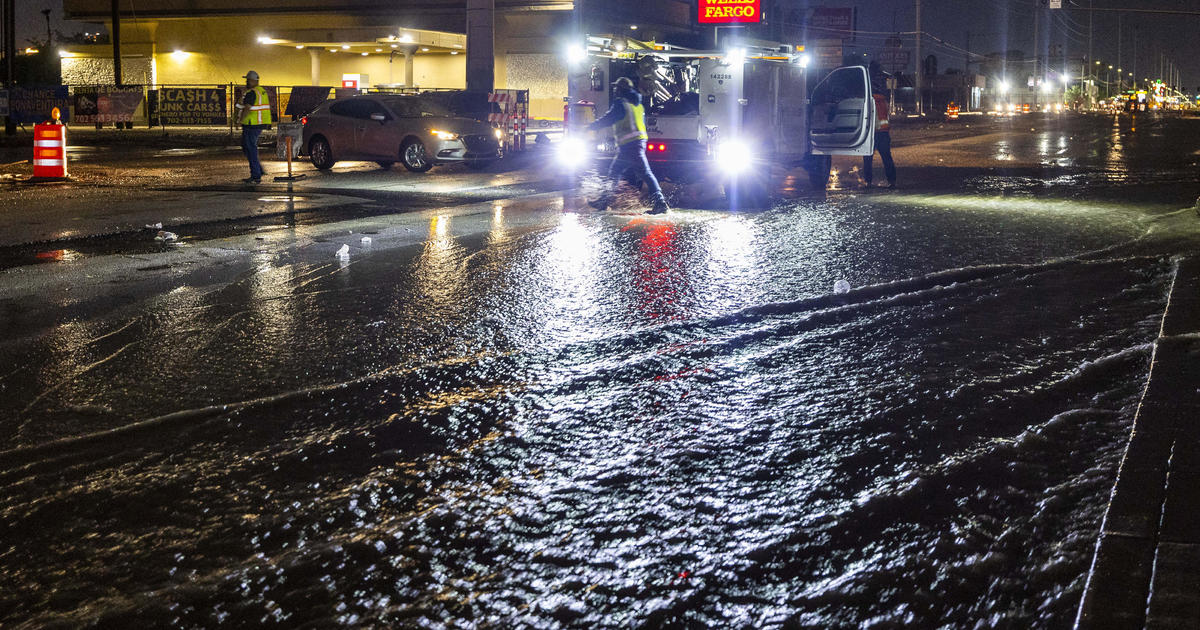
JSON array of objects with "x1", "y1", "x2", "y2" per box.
[
  {"x1": 430, "y1": 129, "x2": 459, "y2": 140},
  {"x1": 493, "y1": 128, "x2": 503, "y2": 140},
  {"x1": 557, "y1": 136, "x2": 590, "y2": 169},
  {"x1": 716, "y1": 140, "x2": 753, "y2": 174}
]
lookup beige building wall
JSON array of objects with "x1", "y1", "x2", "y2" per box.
[
  {"x1": 60, "y1": 16, "x2": 467, "y2": 90},
  {"x1": 59, "y1": 9, "x2": 571, "y2": 119}
]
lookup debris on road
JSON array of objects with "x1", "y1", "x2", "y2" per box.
[{"x1": 155, "y1": 231, "x2": 178, "y2": 242}]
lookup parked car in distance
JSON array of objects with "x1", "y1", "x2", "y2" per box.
[{"x1": 302, "y1": 95, "x2": 503, "y2": 173}]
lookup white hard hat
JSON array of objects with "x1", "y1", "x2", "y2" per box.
[{"x1": 243, "y1": 70, "x2": 260, "y2": 81}]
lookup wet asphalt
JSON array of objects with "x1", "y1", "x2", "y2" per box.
[{"x1": 1, "y1": 113, "x2": 1200, "y2": 628}]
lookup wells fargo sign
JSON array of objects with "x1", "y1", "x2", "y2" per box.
[{"x1": 698, "y1": 0, "x2": 761, "y2": 24}]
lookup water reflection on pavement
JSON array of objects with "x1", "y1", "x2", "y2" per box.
[{"x1": 1, "y1": 114, "x2": 1199, "y2": 628}]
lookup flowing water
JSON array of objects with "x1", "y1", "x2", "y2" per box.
[{"x1": 1, "y1": 117, "x2": 1197, "y2": 627}]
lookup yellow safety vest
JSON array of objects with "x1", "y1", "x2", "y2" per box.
[
  {"x1": 241, "y1": 86, "x2": 273, "y2": 126},
  {"x1": 614, "y1": 101, "x2": 648, "y2": 145}
]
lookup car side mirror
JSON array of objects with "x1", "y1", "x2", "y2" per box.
[{"x1": 370, "y1": 113, "x2": 386, "y2": 122}]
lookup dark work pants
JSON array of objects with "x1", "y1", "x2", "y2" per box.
[
  {"x1": 241, "y1": 126, "x2": 264, "y2": 179},
  {"x1": 601, "y1": 140, "x2": 666, "y2": 205},
  {"x1": 862, "y1": 130, "x2": 896, "y2": 186}
]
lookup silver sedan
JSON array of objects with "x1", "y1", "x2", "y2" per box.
[{"x1": 302, "y1": 95, "x2": 502, "y2": 172}]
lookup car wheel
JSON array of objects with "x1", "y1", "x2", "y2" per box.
[
  {"x1": 309, "y1": 137, "x2": 335, "y2": 170},
  {"x1": 465, "y1": 160, "x2": 494, "y2": 171},
  {"x1": 401, "y1": 139, "x2": 433, "y2": 173},
  {"x1": 376, "y1": 161, "x2": 395, "y2": 170}
]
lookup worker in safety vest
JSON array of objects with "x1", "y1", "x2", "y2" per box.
[
  {"x1": 235, "y1": 70, "x2": 272, "y2": 184},
  {"x1": 863, "y1": 63, "x2": 897, "y2": 189},
  {"x1": 585, "y1": 77, "x2": 670, "y2": 215}
]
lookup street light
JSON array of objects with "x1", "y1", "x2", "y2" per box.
[{"x1": 565, "y1": 43, "x2": 587, "y2": 67}]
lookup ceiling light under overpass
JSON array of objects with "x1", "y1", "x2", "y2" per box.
[{"x1": 342, "y1": 44, "x2": 350, "y2": 50}]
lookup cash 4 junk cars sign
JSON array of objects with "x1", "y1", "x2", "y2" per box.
[
  {"x1": 154, "y1": 87, "x2": 227, "y2": 125},
  {"x1": 699, "y1": 0, "x2": 761, "y2": 24}
]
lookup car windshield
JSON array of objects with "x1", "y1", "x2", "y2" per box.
[{"x1": 383, "y1": 98, "x2": 453, "y2": 118}]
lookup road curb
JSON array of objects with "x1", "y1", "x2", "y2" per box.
[{"x1": 1077, "y1": 256, "x2": 1200, "y2": 629}]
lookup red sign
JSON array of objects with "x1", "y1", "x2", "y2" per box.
[{"x1": 698, "y1": 0, "x2": 762, "y2": 24}]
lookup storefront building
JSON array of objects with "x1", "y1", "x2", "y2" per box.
[{"x1": 59, "y1": 0, "x2": 697, "y2": 119}]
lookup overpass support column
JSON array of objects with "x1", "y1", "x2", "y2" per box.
[
  {"x1": 466, "y1": 0, "x2": 495, "y2": 94},
  {"x1": 308, "y1": 48, "x2": 320, "y2": 86}
]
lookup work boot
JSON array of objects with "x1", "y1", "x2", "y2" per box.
[
  {"x1": 587, "y1": 197, "x2": 610, "y2": 211},
  {"x1": 242, "y1": 177, "x2": 261, "y2": 184},
  {"x1": 647, "y1": 199, "x2": 670, "y2": 215}
]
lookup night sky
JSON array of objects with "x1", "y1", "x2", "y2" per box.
[
  {"x1": 13, "y1": 0, "x2": 1199, "y2": 88},
  {"x1": 840, "y1": 0, "x2": 1199, "y2": 87}
]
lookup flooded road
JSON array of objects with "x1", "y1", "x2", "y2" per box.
[{"x1": 2, "y1": 113, "x2": 1200, "y2": 627}]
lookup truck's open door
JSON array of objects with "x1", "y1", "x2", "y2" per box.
[{"x1": 809, "y1": 65, "x2": 875, "y2": 156}]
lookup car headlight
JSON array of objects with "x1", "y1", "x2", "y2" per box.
[
  {"x1": 557, "y1": 136, "x2": 589, "y2": 169},
  {"x1": 493, "y1": 128, "x2": 503, "y2": 140},
  {"x1": 715, "y1": 140, "x2": 753, "y2": 174},
  {"x1": 430, "y1": 129, "x2": 459, "y2": 141}
]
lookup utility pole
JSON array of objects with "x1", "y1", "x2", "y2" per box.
[
  {"x1": 1087, "y1": 0, "x2": 1093, "y2": 78},
  {"x1": 1032, "y1": 2, "x2": 1039, "y2": 108},
  {"x1": 111, "y1": 0, "x2": 121, "y2": 85},
  {"x1": 4, "y1": 0, "x2": 15, "y2": 135},
  {"x1": 42, "y1": 9, "x2": 51, "y2": 47},
  {"x1": 915, "y1": 0, "x2": 922, "y2": 115},
  {"x1": 965, "y1": 30, "x2": 971, "y2": 112},
  {"x1": 965, "y1": 30, "x2": 970, "y2": 73}
]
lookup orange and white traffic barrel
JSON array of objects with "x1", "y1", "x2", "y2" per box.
[{"x1": 33, "y1": 110, "x2": 68, "y2": 179}]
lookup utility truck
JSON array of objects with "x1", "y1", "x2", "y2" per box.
[{"x1": 560, "y1": 36, "x2": 879, "y2": 207}]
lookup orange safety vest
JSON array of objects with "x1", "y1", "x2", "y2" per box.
[{"x1": 872, "y1": 94, "x2": 890, "y2": 131}]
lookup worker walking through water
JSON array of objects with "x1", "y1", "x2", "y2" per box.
[
  {"x1": 235, "y1": 70, "x2": 272, "y2": 184},
  {"x1": 586, "y1": 77, "x2": 670, "y2": 215},
  {"x1": 863, "y1": 62, "x2": 897, "y2": 189}
]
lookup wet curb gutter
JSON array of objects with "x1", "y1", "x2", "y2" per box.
[{"x1": 1077, "y1": 256, "x2": 1200, "y2": 629}]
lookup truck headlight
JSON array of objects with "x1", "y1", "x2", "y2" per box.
[
  {"x1": 557, "y1": 136, "x2": 589, "y2": 169},
  {"x1": 715, "y1": 140, "x2": 753, "y2": 174}
]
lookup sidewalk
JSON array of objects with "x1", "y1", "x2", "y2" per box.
[
  {"x1": 0, "y1": 125, "x2": 251, "y2": 149},
  {"x1": 1077, "y1": 256, "x2": 1200, "y2": 629}
]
